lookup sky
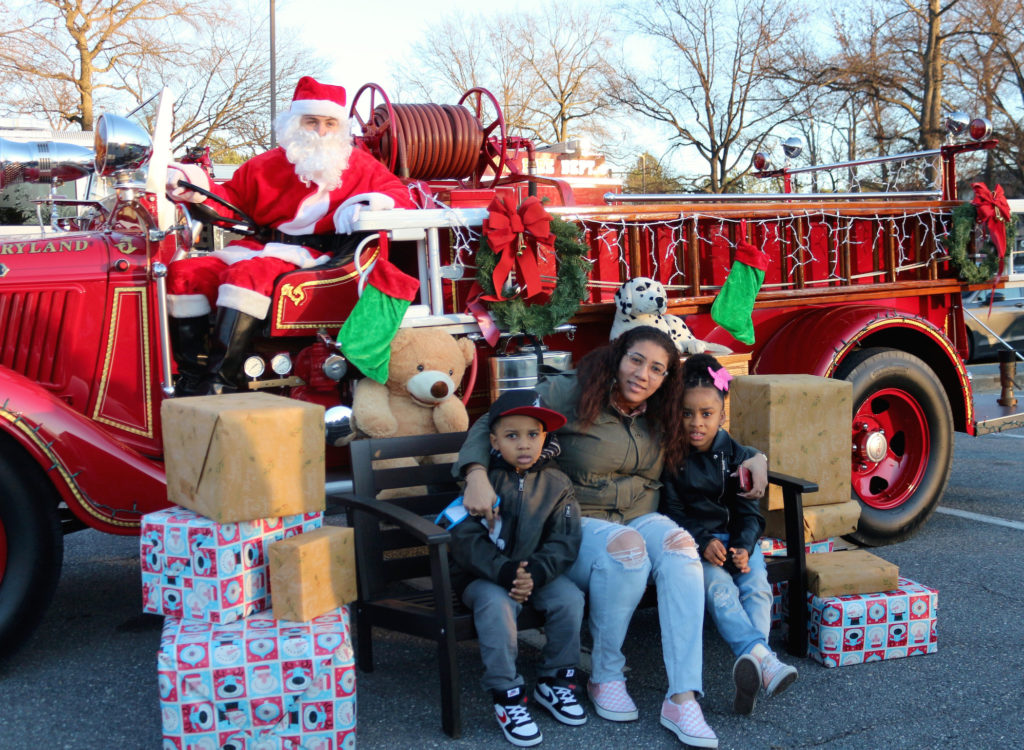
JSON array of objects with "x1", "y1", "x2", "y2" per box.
[
  {"x1": 277, "y1": 0, "x2": 551, "y2": 100},
  {"x1": 273, "y1": 0, "x2": 696, "y2": 176}
]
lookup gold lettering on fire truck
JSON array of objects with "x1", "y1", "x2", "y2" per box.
[
  {"x1": 0, "y1": 240, "x2": 89, "y2": 254},
  {"x1": 115, "y1": 240, "x2": 136, "y2": 255}
]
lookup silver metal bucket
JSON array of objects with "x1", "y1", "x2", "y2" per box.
[{"x1": 489, "y1": 335, "x2": 572, "y2": 401}]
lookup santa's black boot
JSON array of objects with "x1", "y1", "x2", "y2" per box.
[
  {"x1": 169, "y1": 314, "x2": 209, "y2": 397},
  {"x1": 200, "y1": 308, "x2": 263, "y2": 395}
]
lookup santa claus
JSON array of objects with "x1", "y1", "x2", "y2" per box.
[{"x1": 165, "y1": 75, "x2": 414, "y2": 395}]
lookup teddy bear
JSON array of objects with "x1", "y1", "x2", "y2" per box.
[
  {"x1": 351, "y1": 327, "x2": 476, "y2": 497},
  {"x1": 609, "y1": 276, "x2": 708, "y2": 355},
  {"x1": 352, "y1": 327, "x2": 476, "y2": 440}
]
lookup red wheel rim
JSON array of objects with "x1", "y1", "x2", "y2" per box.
[
  {"x1": 349, "y1": 83, "x2": 399, "y2": 174},
  {"x1": 0, "y1": 515, "x2": 7, "y2": 582},
  {"x1": 851, "y1": 387, "x2": 930, "y2": 510},
  {"x1": 457, "y1": 87, "x2": 507, "y2": 188}
]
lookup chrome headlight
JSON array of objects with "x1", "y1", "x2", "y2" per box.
[{"x1": 94, "y1": 113, "x2": 152, "y2": 177}]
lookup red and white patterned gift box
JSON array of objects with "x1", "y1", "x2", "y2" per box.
[
  {"x1": 157, "y1": 607, "x2": 356, "y2": 749},
  {"x1": 141, "y1": 506, "x2": 322, "y2": 624},
  {"x1": 807, "y1": 577, "x2": 937, "y2": 668}
]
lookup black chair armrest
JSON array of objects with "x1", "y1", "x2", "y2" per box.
[
  {"x1": 767, "y1": 471, "x2": 818, "y2": 495},
  {"x1": 329, "y1": 491, "x2": 453, "y2": 546}
]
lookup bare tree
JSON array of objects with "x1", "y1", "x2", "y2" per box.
[
  {"x1": 123, "y1": 11, "x2": 326, "y2": 159},
  {"x1": 609, "y1": 0, "x2": 808, "y2": 193},
  {"x1": 0, "y1": 0, "x2": 209, "y2": 130},
  {"x1": 0, "y1": 0, "x2": 326, "y2": 160},
  {"x1": 393, "y1": 4, "x2": 617, "y2": 146},
  {"x1": 946, "y1": 0, "x2": 1024, "y2": 191}
]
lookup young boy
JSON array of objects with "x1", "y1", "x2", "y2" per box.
[{"x1": 446, "y1": 389, "x2": 586, "y2": 747}]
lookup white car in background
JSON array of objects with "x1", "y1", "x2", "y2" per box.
[{"x1": 963, "y1": 285, "x2": 1024, "y2": 362}]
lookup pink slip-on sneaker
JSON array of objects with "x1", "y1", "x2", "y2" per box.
[
  {"x1": 586, "y1": 679, "x2": 638, "y2": 722},
  {"x1": 660, "y1": 698, "x2": 718, "y2": 748}
]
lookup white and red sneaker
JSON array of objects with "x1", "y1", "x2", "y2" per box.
[
  {"x1": 660, "y1": 698, "x2": 718, "y2": 748},
  {"x1": 492, "y1": 686, "x2": 542, "y2": 747},
  {"x1": 534, "y1": 668, "x2": 588, "y2": 725}
]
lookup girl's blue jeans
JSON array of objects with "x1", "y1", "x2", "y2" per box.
[{"x1": 701, "y1": 533, "x2": 772, "y2": 657}]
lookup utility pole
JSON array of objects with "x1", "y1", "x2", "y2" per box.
[{"x1": 269, "y1": 0, "x2": 277, "y2": 148}]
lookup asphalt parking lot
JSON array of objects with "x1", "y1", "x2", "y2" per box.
[{"x1": 1, "y1": 367, "x2": 1022, "y2": 750}]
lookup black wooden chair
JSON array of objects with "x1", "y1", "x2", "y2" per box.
[
  {"x1": 761, "y1": 472, "x2": 817, "y2": 658},
  {"x1": 330, "y1": 431, "x2": 816, "y2": 738}
]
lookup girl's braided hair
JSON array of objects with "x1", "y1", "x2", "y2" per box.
[{"x1": 682, "y1": 352, "x2": 727, "y2": 403}]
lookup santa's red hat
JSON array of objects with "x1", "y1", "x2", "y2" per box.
[{"x1": 289, "y1": 76, "x2": 347, "y2": 120}]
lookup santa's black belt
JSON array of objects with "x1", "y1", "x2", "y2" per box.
[{"x1": 256, "y1": 229, "x2": 351, "y2": 255}]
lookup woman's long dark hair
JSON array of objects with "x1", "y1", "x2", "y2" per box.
[{"x1": 576, "y1": 325, "x2": 686, "y2": 468}]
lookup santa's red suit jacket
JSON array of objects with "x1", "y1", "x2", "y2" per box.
[{"x1": 206, "y1": 146, "x2": 414, "y2": 266}]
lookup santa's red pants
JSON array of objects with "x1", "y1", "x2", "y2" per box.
[{"x1": 167, "y1": 255, "x2": 297, "y2": 319}]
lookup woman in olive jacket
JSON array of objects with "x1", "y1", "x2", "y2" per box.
[{"x1": 457, "y1": 326, "x2": 768, "y2": 749}]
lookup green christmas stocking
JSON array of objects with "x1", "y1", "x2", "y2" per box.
[
  {"x1": 338, "y1": 257, "x2": 420, "y2": 383},
  {"x1": 711, "y1": 230, "x2": 769, "y2": 345}
]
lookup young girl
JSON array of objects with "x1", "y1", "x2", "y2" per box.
[{"x1": 661, "y1": 353, "x2": 797, "y2": 716}]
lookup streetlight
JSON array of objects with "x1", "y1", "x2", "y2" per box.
[{"x1": 640, "y1": 153, "x2": 647, "y2": 193}]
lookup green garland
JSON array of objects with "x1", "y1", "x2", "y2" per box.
[
  {"x1": 475, "y1": 216, "x2": 590, "y2": 338},
  {"x1": 944, "y1": 202, "x2": 1016, "y2": 284}
]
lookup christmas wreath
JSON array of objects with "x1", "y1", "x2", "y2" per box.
[
  {"x1": 475, "y1": 205, "x2": 590, "y2": 339},
  {"x1": 944, "y1": 185, "x2": 1016, "y2": 284}
]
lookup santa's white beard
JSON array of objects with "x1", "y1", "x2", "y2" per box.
[{"x1": 277, "y1": 116, "x2": 353, "y2": 190}]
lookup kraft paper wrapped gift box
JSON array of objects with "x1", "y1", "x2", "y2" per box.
[
  {"x1": 806, "y1": 549, "x2": 899, "y2": 598},
  {"x1": 161, "y1": 393, "x2": 326, "y2": 524},
  {"x1": 141, "y1": 506, "x2": 323, "y2": 623},
  {"x1": 157, "y1": 607, "x2": 356, "y2": 750},
  {"x1": 764, "y1": 499, "x2": 861, "y2": 544},
  {"x1": 269, "y1": 527, "x2": 357, "y2": 622},
  {"x1": 807, "y1": 577, "x2": 937, "y2": 668},
  {"x1": 729, "y1": 375, "x2": 852, "y2": 510}
]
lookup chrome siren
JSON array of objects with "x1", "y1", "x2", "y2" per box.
[{"x1": 0, "y1": 138, "x2": 95, "y2": 189}]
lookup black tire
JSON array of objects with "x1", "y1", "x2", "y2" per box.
[
  {"x1": 835, "y1": 347, "x2": 954, "y2": 546},
  {"x1": 0, "y1": 449, "x2": 63, "y2": 659}
]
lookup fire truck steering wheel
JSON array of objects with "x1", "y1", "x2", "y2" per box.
[{"x1": 174, "y1": 179, "x2": 259, "y2": 236}]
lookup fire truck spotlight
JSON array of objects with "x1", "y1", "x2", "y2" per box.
[
  {"x1": 322, "y1": 354, "x2": 348, "y2": 382},
  {"x1": 752, "y1": 151, "x2": 772, "y2": 171},
  {"x1": 782, "y1": 136, "x2": 804, "y2": 160},
  {"x1": 324, "y1": 405, "x2": 355, "y2": 447},
  {"x1": 968, "y1": 117, "x2": 992, "y2": 141},
  {"x1": 94, "y1": 113, "x2": 152, "y2": 177},
  {"x1": 944, "y1": 111, "x2": 970, "y2": 136}
]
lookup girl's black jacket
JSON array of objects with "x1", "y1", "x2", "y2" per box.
[{"x1": 660, "y1": 429, "x2": 765, "y2": 558}]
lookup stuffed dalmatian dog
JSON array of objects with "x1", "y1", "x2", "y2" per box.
[{"x1": 610, "y1": 277, "x2": 708, "y2": 355}]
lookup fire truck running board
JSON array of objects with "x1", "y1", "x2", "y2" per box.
[{"x1": 973, "y1": 393, "x2": 1024, "y2": 435}]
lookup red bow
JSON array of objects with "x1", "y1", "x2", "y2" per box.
[
  {"x1": 971, "y1": 183, "x2": 1011, "y2": 272},
  {"x1": 971, "y1": 183, "x2": 1012, "y2": 317},
  {"x1": 481, "y1": 195, "x2": 554, "y2": 303}
]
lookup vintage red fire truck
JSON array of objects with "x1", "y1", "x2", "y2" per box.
[{"x1": 0, "y1": 86, "x2": 1021, "y2": 655}]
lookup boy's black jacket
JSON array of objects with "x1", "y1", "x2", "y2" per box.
[
  {"x1": 660, "y1": 429, "x2": 765, "y2": 558},
  {"x1": 449, "y1": 451, "x2": 582, "y2": 595}
]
